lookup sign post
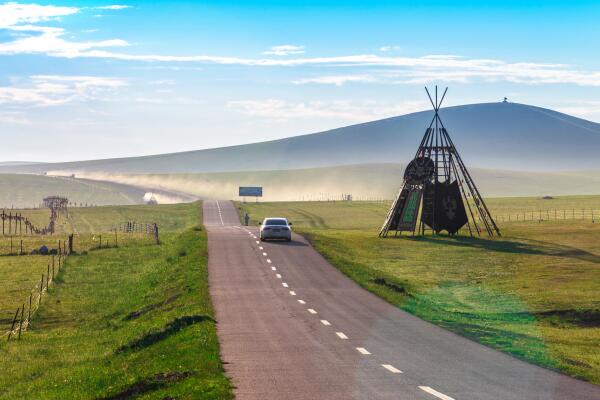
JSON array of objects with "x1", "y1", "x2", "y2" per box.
[{"x1": 239, "y1": 186, "x2": 263, "y2": 203}]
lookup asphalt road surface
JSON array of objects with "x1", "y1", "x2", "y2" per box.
[{"x1": 204, "y1": 200, "x2": 600, "y2": 400}]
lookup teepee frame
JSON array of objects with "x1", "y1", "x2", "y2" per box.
[{"x1": 380, "y1": 86, "x2": 500, "y2": 237}]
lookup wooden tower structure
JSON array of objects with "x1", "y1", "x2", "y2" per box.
[{"x1": 380, "y1": 87, "x2": 500, "y2": 237}]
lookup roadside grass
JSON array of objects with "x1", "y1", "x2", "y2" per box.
[
  {"x1": 238, "y1": 198, "x2": 600, "y2": 384},
  {"x1": 0, "y1": 202, "x2": 197, "y2": 323},
  {"x1": 0, "y1": 203, "x2": 232, "y2": 399}
]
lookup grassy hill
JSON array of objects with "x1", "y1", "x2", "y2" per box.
[
  {"x1": 0, "y1": 102, "x2": 599, "y2": 175},
  {"x1": 0, "y1": 174, "x2": 148, "y2": 208},
  {"x1": 69, "y1": 164, "x2": 600, "y2": 201}
]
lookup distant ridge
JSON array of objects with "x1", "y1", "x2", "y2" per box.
[{"x1": 1, "y1": 102, "x2": 599, "y2": 174}]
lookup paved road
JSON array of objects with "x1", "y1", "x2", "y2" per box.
[{"x1": 204, "y1": 200, "x2": 600, "y2": 400}]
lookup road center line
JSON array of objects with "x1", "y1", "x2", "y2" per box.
[
  {"x1": 259, "y1": 246, "x2": 263, "y2": 250},
  {"x1": 356, "y1": 347, "x2": 371, "y2": 355},
  {"x1": 418, "y1": 386, "x2": 455, "y2": 400},
  {"x1": 320, "y1": 320, "x2": 331, "y2": 326},
  {"x1": 298, "y1": 300, "x2": 306, "y2": 304},
  {"x1": 262, "y1": 252, "x2": 267, "y2": 256},
  {"x1": 336, "y1": 332, "x2": 348, "y2": 339},
  {"x1": 271, "y1": 266, "x2": 276, "y2": 271},
  {"x1": 276, "y1": 274, "x2": 282, "y2": 279},
  {"x1": 289, "y1": 290, "x2": 296, "y2": 296},
  {"x1": 381, "y1": 364, "x2": 402, "y2": 374},
  {"x1": 282, "y1": 282, "x2": 288, "y2": 287},
  {"x1": 307, "y1": 308, "x2": 317, "y2": 314},
  {"x1": 267, "y1": 259, "x2": 272, "y2": 263}
]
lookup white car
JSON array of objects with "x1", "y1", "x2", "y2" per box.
[{"x1": 260, "y1": 217, "x2": 292, "y2": 241}]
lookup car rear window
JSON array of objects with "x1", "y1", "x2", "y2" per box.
[{"x1": 265, "y1": 219, "x2": 287, "y2": 226}]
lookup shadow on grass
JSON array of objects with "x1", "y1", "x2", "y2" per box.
[
  {"x1": 116, "y1": 315, "x2": 214, "y2": 354},
  {"x1": 98, "y1": 371, "x2": 193, "y2": 400},
  {"x1": 410, "y1": 235, "x2": 600, "y2": 264},
  {"x1": 291, "y1": 208, "x2": 330, "y2": 229}
]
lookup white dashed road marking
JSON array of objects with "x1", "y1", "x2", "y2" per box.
[
  {"x1": 276, "y1": 274, "x2": 282, "y2": 279},
  {"x1": 418, "y1": 387, "x2": 455, "y2": 400},
  {"x1": 271, "y1": 266, "x2": 277, "y2": 271},
  {"x1": 307, "y1": 308, "x2": 317, "y2": 314},
  {"x1": 356, "y1": 347, "x2": 371, "y2": 355},
  {"x1": 259, "y1": 246, "x2": 263, "y2": 250},
  {"x1": 267, "y1": 259, "x2": 272, "y2": 263},
  {"x1": 282, "y1": 282, "x2": 288, "y2": 287},
  {"x1": 336, "y1": 332, "x2": 348, "y2": 339},
  {"x1": 320, "y1": 320, "x2": 331, "y2": 326},
  {"x1": 262, "y1": 252, "x2": 267, "y2": 256},
  {"x1": 298, "y1": 300, "x2": 306, "y2": 304},
  {"x1": 382, "y1": 364, "x2": 402, "y2": 374},
  {"x1": 289, "y1": 291, "x2": 296, "y2": 296}
]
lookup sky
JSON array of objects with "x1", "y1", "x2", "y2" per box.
[{"x1": 0, "y1": 0, "x2": 599, "y2": 162}]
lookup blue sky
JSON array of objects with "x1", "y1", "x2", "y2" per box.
[{"x1": 1, "y1": 0, "x2": 599, "y2": 162}]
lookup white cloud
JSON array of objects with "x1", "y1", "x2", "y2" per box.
[
  {"x1": 1, "y1": 6, "x2": 600, "y2": 88},
  {"x1": 0, "y1": 3, "x2": 79, "y2": 28},
  {"x1": 555, "y1": 101, "x2": 600, "y2": 119},
  {"x1": 263, "y1": 45, "x2": 304, "y2": 56},
  {"x1": 228, "y1": 99, "x2": 428, "y2": 122},
  {"x1": 95, "y1": 5, "x2": 131, "y2": 10},
  {"x1": 292, "y1": 74, "x2": 376, "y2": 86},
  {"x1": 379, "y1": 45, "x2": 400, "y2": 52},
  {"x1": 0, "y1": 75, "x2": 127, "y2": 107}
]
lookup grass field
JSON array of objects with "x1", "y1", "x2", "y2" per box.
[
  {"x1": 0, "y1": 202, "x2": 232, "y2": 399},
  {"x1": 238, "y1": 196, "x2": 600, "y2": 384},
  {"x1": 0, "y1": 174, "x2": 148, "y2": 208},
  {"x1": 0, "y1": 203, "x2": 201, "y2": 323}
]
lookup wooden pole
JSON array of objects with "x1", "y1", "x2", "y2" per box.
[
  {"x1": 28, "y1": 293, "x2": 32, "y2": 322},
  {"x1": 7, "y1": 307, "x2": 19, "y2": 341},
  {"x1": 18, "y1": 303, "x2": 24, "y2": 339}
]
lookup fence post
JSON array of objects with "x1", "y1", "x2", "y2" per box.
[
  {"x1": 153, "y1": 223, "x2": 160, "y2": 245},
  {"x1": 18, "y1": 303, "x2": 24, "y2": 339},
  {"x1": 68, "y1": 234, "x2": 73, "y2": 254},
  {"x1": 20, "y1": 239, "x2": 23, "y2": 255},
  {"x1": 46, "y1": 265, "x2": 50, "y2": 287},
  {"x1": 28, "y1": 293, "x2": 32, "y2": 322},
  {"x1": 7, "y1": 307, "x2": 19, "y2": 341},
  {"x1": 39, "y1": 275, "x2": 43, "y2": 305}
]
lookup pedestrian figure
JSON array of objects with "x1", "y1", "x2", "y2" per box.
[{"x1": 244, "y1": 213, "x2": 250, "y2": 226}]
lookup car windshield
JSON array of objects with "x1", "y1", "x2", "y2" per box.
[{"x1": 265, "y1": 219, "x2": 287, "y2": 226}]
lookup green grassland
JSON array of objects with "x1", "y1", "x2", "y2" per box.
[
  {"x1": 0, "y1": 202, "x2": 232, "y2": 399},
  {"x1": 239, "y1": 196, "x2": 600, "y2": 384},
  {"x1": 0, "y1": 174, "x2": 147, "y2": 208},
  {"x1": 0, "y1": 203, "x2": 201, "y2": 320}
]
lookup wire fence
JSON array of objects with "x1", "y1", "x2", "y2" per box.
[
  {"x1": 488, "y1": 208, "x2": 599, "y2": 224},
  {"x1": 1, "y1": 250, "x2": 66, "y2": 342},
  {"x1": 1, "y1": 221, "x2": 160, "y2": 342}
]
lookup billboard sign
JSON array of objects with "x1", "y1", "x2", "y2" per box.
[{"x1": 239, "y1": 186, "x2": 263, "y2": 197}]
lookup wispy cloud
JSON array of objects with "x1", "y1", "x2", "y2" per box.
[
  {"x1": 379, "y1": 45, "x2": 400, "y2": 52},
  {"x1": 228, "y1": 99, "x2": 428, "y2": 122},
  {"x1": 94, "y1": 5, "x2": 131, "y2": 10},
  {"x1": 0, "y1": 75, "x2": 126, "y2": 107},
  {"x1": 263, "y1": 44, "x2": 304, "y2": 56},
  {"x1": 292, "y1": 74, "x2": 376, "y2": 86}
]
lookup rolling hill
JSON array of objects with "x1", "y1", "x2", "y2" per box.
[
  {"x1": 0, "y1": 102, "x2": 598, "y2": 175},
  {"x1": 0, "y1": 174, "x2": 151, "y2": 208},
  {"x1": 67, "y1": 164, "x2": 600, "y2": 201}
]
